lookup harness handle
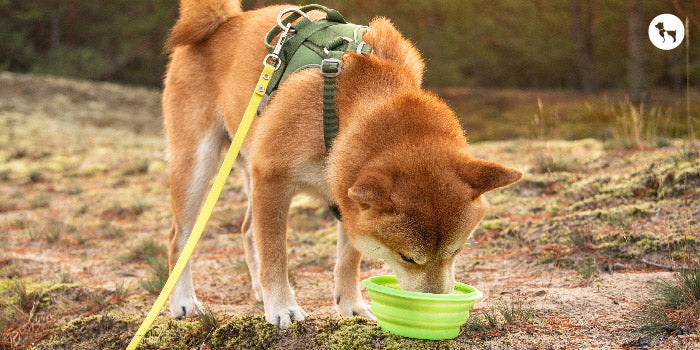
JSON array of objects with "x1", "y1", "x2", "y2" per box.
[{"x1": 265, "y1": 4, "x2": 346, "y2": 53}]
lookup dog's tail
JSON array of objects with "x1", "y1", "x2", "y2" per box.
[{"x1": 166, "y1": 0, "x2": 241, "y2": 51}]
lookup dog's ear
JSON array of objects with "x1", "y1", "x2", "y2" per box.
[
  {"x1": 458, "y1": 158, "x2": 523, "y2": 198},
  {"x1": 364, "y1": 17, "x2": 425, "y2": 86},
  {"x1": 348, "y1": 170, "x2": 393, "y2": 211}
]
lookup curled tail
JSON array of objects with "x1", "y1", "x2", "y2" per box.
[{"x1": 166, "y1": 0, "x2": 241, "y2": 51}]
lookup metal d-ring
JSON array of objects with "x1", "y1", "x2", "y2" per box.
[
  {"x1": 276, "y1": 7, "x2": 310, "y2": 31},
  {"x1": 263, "y1": 53, "x2": 282, "y2": 70}
]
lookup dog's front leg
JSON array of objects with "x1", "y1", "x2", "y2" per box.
[
  {"x1": 334, "y1": 222, "x2": 375, "y2": 320},
  {"x1": 252, "y1": 170, "x2": 307, "y2": 328}
]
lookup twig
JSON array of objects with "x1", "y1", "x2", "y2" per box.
[
  {"x1": 27, "y1": 299, "x2": 39, "y2": 323},
  {"x1": 639, "y1": 258, "x2": 690, "y2": 271}
]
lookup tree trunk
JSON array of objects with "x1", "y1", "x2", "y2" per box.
[
  {"x1": 627, "y1": 0, "x2": 647, "y2": 103},
  {"x1": 569, "y1": 0, "x2": 597, "y2": 93}
]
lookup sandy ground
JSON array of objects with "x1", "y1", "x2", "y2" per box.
[{"x1": 0, "y1": 72, "x2": 698, "y2": 349}]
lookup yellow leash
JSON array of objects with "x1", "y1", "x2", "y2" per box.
[{"x1": 126, "y1": 63, "x2": 276, "y2": 350}]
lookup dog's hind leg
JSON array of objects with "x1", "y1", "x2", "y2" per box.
[
  {"x1": 240, "y1": 163, "x2": 263, "y2": 301},
  {"x1": 166, "y1": 123, "x2": 226, "y2": 318},
  {"x1": 333, "y1": 222, "x2": 375, "y2": 320}
]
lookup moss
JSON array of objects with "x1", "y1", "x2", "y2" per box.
[
  {"x1": 0, "y1": 278, "x2": 79, "y2": 317},
  {"x1": 33, "y1": 313, "x2": 135, "y2": 350},
  {"x1": 636, "y1": 234, "x2": 696, "y2": 253},
  {"x1": 209, "y1": 315, "x2": 453, "y2": 350},
  {"x1": 34, "y1": 313, "x2": 204, "y2": 350},
  {"x1": 211, "y1": 315, "x2": 279, "y2": 349},
  {"x1": 315, "y1": 317, "x2": 437, "y2": 350},
  {"x1": 79, "y1": 163, "x2": 107, "y2": 176},
  {"x1": 480, "y1": 219, "x2": 507, "y2": 231},
  {"x1": 141, "y1": 318, "x2": 203, "y2": 349}
]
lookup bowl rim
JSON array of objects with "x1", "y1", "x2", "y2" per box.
[{"x1": 362, "y1": 275, "x2": 483, "y2": 302}]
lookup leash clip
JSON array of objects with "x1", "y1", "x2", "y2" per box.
[
  {"x1": 263, "y1": 25, "x2": 291, "y2": 69},
  {"x1": 264, "y1": 9, "x2": 306, "y2": 69}
]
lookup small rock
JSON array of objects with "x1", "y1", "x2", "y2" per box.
[
  {"x1": 534, "y1": 290, "x2": 546, "y2": 296},
  {"x1": 624, "y1": 336, "x2": 652, "y2": 348},
  {"x1": 677, "y1": 326, "x2": 691, "y2": 335},
  {"x1": 612, "y1": 263, "x2": 628, "y2": 271}
]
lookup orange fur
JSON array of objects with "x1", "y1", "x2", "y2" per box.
[
  {"x1": 166, "y1": 0, "x2": 242, "y2": 51},
  {"x1": 162, "y1": 0, "x2": 522, "y2": 325}
]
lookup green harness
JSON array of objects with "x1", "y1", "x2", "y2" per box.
[
  {"x1": 261, "y1": 5, "x2": 372, "y2": 220},
  {"x1": 261, "y1": 5, "x2": 372, "y2": 151}
]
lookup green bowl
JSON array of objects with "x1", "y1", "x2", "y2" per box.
[{"x1": 361, "y1": 275, "x2": 482, "y2": 340}]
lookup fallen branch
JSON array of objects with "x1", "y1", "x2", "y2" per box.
[{"x1": 639, "y1": 258, "x2": 690, "y2": 271}]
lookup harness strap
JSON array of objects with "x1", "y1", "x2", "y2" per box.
[
  {"x1": 262, "y1": 6, "x2": 373, "y2": 221},
  {"x1": 322, "y1": 61, "x2": 340, "y2": 150}
]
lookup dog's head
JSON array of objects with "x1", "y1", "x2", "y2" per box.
[
  {"x1": 342, "y1": 152, "x2": 520, "y2": 294},
  {"x1": 655, "y1": 22, "x2": 665, "y2": 30}
]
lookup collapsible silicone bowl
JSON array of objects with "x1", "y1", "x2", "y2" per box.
[{"x1": 361, "y1": 275, "x2": 482, "y2": 340}]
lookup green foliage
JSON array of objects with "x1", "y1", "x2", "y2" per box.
[
  {"x1": 1, "y1": 0, "x2": 698, "y2": 89},
  {"x1": 0, "y1": 0, "x2": 178, "y2": 85}
]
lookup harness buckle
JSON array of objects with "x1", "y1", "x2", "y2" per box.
[{"x1": 320, "y1": 58, "x2": 342, "y2": 77}]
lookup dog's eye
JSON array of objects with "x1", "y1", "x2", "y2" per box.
[{"x1": 399, "y1": 253, "x2": 416, "y2": 264}]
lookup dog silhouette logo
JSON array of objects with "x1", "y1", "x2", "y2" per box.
[
  {"x1": 654, "y1": 21, "x2": 677, "y2": 43},
  {"x1": 648, "y1": 14, "x2": 684, "y2": 50}
]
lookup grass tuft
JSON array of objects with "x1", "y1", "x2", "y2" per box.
[
  {"x1": 197, "y1": 305, "x2": 219, "y2": 340},
  {"x1": 139, "y1": 256, "x2": 169, "y2": 294},
  {"x1": 57, "y1": 270, "x2": 74, "y2": 284},
  {"x1": 633, "y1": 264, "x2": 700, "y2": 336},
  {"x1": 88, "y1": 290, "x2": 107, "y2": 311},
  {"x1": 120, "y1": 237, "x2": 167, "y2": 263},
  {"x1": 113, "y1": 281, "x2": 130, "y2": 303},
  {"x1": 464, "y1": 299, "x2": 536, "y2": 333},
  {"x1": 532, "y1": 153, "x2": 577, "y2": 173},
  {"x1": 6, "y1": 279, "x2": 37, "y2": 313}
]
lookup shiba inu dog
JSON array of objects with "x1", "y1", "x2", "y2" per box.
[{"x1": 163, "y1": 0, "x2": 522, "y2": 329}]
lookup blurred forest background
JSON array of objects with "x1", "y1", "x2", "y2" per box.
[{"x1": 1, "y1": 0, "x2": 699, "y2": 141}]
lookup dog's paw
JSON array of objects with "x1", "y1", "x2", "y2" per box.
[
  {"x1": 170, "y1": 296, "x2": 203, "y2": 318},
  {"x1": 335, "y1": 298, "x2": 376, "y2": 321},
  {"x1": 264, "y1": 300, "x2": 308, "y2": 329}
]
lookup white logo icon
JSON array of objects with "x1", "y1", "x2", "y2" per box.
[{"x1": 648, "y1": 14, "x2": 685, "y2": 50}]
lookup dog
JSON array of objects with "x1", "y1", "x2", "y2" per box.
[
  {"x1": 162, "y1": 0, "x2": 522, "y2": 329},
  {"x1": 655, "y1": 21, "x2": 677, "y2": 43}
]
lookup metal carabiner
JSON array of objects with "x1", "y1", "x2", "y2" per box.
[
  {"x1": 263, "y1": 8, "x2": 310, "y2": 69},
  {"x1": 276, "y1": 7, "x2": 310, "y2": 31}
]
